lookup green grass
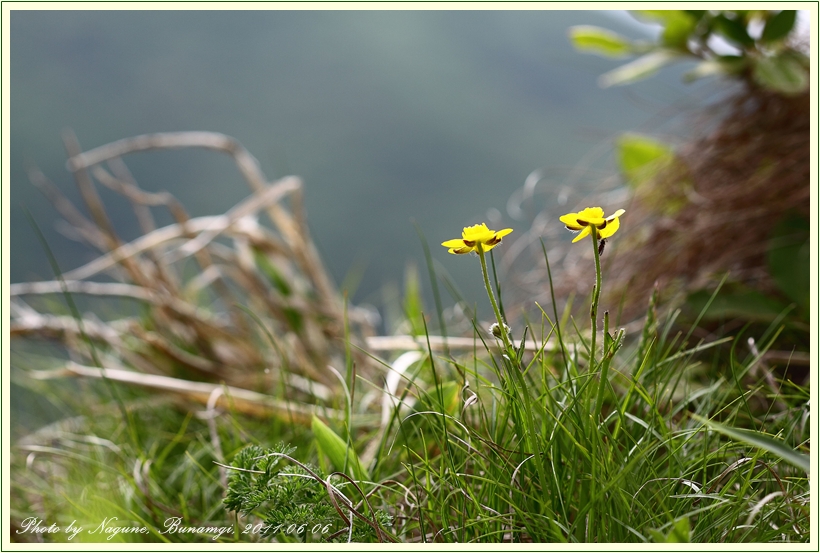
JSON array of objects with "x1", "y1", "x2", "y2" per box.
[
  {"x1": 10, "y1": 241, "x2": 810, "y2": 544},
  {"x1": 10, "y1": 129, "x2": 810, "y2": 544}
]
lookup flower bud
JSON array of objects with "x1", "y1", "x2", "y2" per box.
[{"x1": 489, "y1": 322, "x2": 511, "y2": 339}]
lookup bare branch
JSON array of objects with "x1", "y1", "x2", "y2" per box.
[
  {"x1": 11, "y1": 280, "x2": 153, "y2": 302},
  {"x1": 65, "y1": 131, "x2": 268, "y2": 189},
  {"x1": 365, "y1": 334, "x2": 563, "y2": 353},
  {"x1": 30, "y1": 362, "x2": 371, "y2": 426},
  {"x1": 27, "y1": 166, "x2": 108, "y2": 251}
]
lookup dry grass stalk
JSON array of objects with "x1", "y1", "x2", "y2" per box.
[
  {"x1": 365, "y1": 334, "x2": 568, "y2": 354},
  {"x1": 13, "y1": 131, "x2": 370, "y2": 419},
  {"x1": 28, "y1": 362, "x2": 370, "y2": 426}
]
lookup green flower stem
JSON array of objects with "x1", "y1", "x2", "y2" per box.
[
  {"x1": 590, "y1": 227, "x2": 602, "y2": 374},
  {"x1": 478, "y1": 246, "x2": 552, "y2": 514},
  {"x1": 478, "y1": 247, "x2": 514, "y2": 355},
  {"x1": 588, "y1": 227, "x2": 603, "y2": 541},
  {"x1": 595, "y1": 312, "x2": 611, "y2": 420}
]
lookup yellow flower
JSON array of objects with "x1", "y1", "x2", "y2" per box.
[
  {"x1": 441, "y1": 223, "x2": 513, "y2": 255},
  {"x1": 559, "y1": 207, "x2": 625, "y2": 243}
]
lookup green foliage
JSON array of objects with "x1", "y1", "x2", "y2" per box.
[
  {"x1": 648, "y1": 517, "x2": 691, "y2": 543},
  {"x1": 11, "y1": 157, "x2": 811, "y2": 543},
  {"x1": 615, "y1": 133, "x2": 690, "y2": 215},
  {"x1": 685, "y1": 212, "x2": 810, "y2": 329},
  {"x1": 417, "y1": 380, "x2": 461, "y2": 417},
  {"x1": 253, "y1": 249, "x2": 293, "y2": 297},
  {"x1": 12, "y1": 263, "x2": 810, "y2": 542},
  {"x1": 224, "y1": 443, "x2": 390, "y2": 542},
  {"x1": 567, "y1": 25, "x2": 633, "y2": 57},
  {"x1": 311, "y1": 416, "x2": 370, "y2": 482},
  {"x1": 403, "y1": 263, "x2": 426, "y2": 336},
  {"x1": 570, "y1": 10, "x2": 808, "y2": 95},
  {"x1": 223, "y1": 443, "x2": 300, "y2": 514},
  {"x1": 752, "y1": 52, "x2": 809, "y2": 96},
  {"x1": 692, "y1": 415, "x2": 810, "y2": 473},
  {"x1": 767, "y1": 214, "x2": 810, "y2": 314},
  {"x1": 364, "y1": 242, "x2": 809, "y2": 543},
  {"x1": 252, "y1": 248, "x2": 304, "y2": 333},
  {"x1": 598, "y1": 50, "x2": 680, "y2": 88},
  {"x1": 634, "y1": 10, "x2": 698, "y2": 49},
  {"x1": 713, "y1": 13, "x2": 755, "y2": 48},
  {"x1": 616, "y1": 133, "x2": 675, "y2": 189},
  {"x1": 761, "y1": 10, "x2": 797, "y2": 43},
  {"x1": 682, "y1": 55, "x2": 747, "y2": 82}
]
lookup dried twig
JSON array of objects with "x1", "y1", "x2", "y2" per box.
[
  {"x1": 15, "y1": 131, "x2": 365, "y2": 423},
  {"x1": 29, "y1": 363, "x2": 373, "y2": 426},
  {"x1": 365, "y1": 334, "x2": 565, "y2": 354}
]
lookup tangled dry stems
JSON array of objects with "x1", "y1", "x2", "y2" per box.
[
  {"x1": 609, "y1": 89, "x2": 810, "y2": 315},
  {"x1": 12, "y1": 131, "x2": 372, "y2": 421},
  {"x1": 514, "y1": 87, "x2": 810, "y2": 324}
]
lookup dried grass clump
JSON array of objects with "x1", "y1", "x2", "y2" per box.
[
  {"x1": 610, "y1": 89, "x2": 809, "y2": 315},
  {"x1": 11, "y1": 131, "x2": 372, "y2": 423},
  {"x1": 547, "y1": 88, "x2": 809, "y2": 322}
]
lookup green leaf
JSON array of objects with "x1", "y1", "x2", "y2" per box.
[
  {"x1": 683, "y1": 55, "x2": 747, "y2": 82},
  {"x1": 668, "y1": 517, "x2": 691, "y2": 542},
  {"x1": 717, "y1": 54, "x2": 748, "y2": 72},
  {"x1": 598, "y1": 50, "x2": 680, "y2": 88},
  {"x1": 632, "y1": 10, "x2": 689, "y2": 24},
  {"x1": 682, "y1": 60, "x2": 725, "y2": 82},
  {"x1": 684, "y1": 10, "x2": 706, "y2": 21},
  {"x1": 660, "y1": 12, "x2": 698, "y2": 49},
  {"x1": 753, "y1": 54, "x2": 809, "y2": 95},
  {"x1": 311, "y1": 416, "x2": 370, "y2": 482},
  {"x1": 649, "y1": 516, "x2": 691, "y2": 542},
  {"x1": 783, "y1": 49, "x2": 810, "y2": 69},
  {"x1": 692, "y1": 414, "x2": 810, "y2": 473},
  {"x1": 253, "y1": 249, "x2": 292, "y2": 296},
  {"x1": 403, "y1": 263, "x2": 425, "y2": 336},
  {"x1": 761, "y1": 10, "x2": 797, "y2": 43},
  {"x1": 253, "y1": 249, "x2": 302, "y2": 331},
  {"x1": 631, "y1": 10, "x2": 701, "y2": 50},
  {"x1": 616, "y1": 133, "x2": 674, "y2": 188},
  {"x1": 713, "y1": 14, "x2": 755, "y2": 48},
  {"x1": 419, "y1": 381, "x2": 461, "y2": 417},
  {"x1": 568, "y1": 25, "x2": 633, "y2": 58},
  {"x1": 767, "y1": 214, "x2": 809, "y2": 312}
]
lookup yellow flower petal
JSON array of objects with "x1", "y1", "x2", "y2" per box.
[
  {"x1": 559, "y1": 213, "x2": 584, "y2": 230},
  {"x1": 605, "y1": 209, "x2": 625, "y2": 221},
  {"x1": 441, "y1": 238, "x2": 467, "y2": 248},
  {"x1": 577, "y1": 215, "x2": 605, "y2": 226},
  {"x1": 599, "y1": 216, "x2": 620, "y2": 239},
  {"x1": 462, "y1": 223, "x2": 495, "y2": 243},
  {"x1": 484, "y1": 240, "x2": 508, "y2": 252},
  {"x1": 562, "y1": 207, "x2": 624, "y2": 244},
  {"x1": 572, "y1": 225, "x2": 592, "y2": 243},
  {"x1": 443, "y1": 223, "x2": 513, "y2": 255},
  {"x1": 578, "y1": 207, "x2": 604, "y2": 220}
]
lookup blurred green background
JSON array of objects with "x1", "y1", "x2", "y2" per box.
[{"x1": 10, "y1": 10, "x2": 709, "y2": 314}]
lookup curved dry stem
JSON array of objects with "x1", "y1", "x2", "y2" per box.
[{"x1": 30, "y1": 362, "x2": 364, "y2": 426}]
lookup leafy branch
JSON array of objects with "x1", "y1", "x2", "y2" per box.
[{"x1": 570, "y1": 10, "x2": 808, "y2": 95}]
